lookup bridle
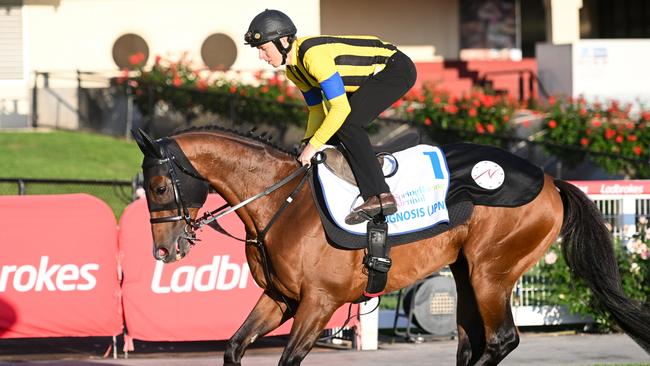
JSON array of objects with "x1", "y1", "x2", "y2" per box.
[{"x1": 142, "y1": 137, "x2": 323, "y2": 243}]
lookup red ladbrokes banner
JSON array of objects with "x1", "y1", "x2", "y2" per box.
[
  {"x1": 0, "y1": 194, "x2": 123, "y2": 338},
  {"x1": 119, "y1": 195, "x2": 356, "y2": 341}
]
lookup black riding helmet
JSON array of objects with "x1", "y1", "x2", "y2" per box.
[{"x1": 245, "y1": 9, "x2": 297, "y2": 65}]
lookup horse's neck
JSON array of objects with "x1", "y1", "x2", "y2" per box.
[{"x1": 182, "y1": 134, "x2": 299, "y2": 234}]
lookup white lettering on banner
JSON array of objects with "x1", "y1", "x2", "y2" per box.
[
  {"x1": 151, "y1": 255, "x2": 251, "y2": 294},
  {"x1": 0, "y1": 256, "x2": 99, "y2": 292},
  {"x1": 600, "y1": 184, "x2": 644, "y2": 195}
]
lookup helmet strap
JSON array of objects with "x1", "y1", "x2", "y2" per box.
[{"x1": 273, "y1": 36, "x2": 295, "y2": 65}]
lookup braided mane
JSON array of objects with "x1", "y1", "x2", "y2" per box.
[{"x1": 171, "y1": 124, "x2": 298, "y2": 157}]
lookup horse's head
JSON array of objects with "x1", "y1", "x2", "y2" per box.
[{"x1": 132, "y1": 128, "x2": 209, "y2": 263}]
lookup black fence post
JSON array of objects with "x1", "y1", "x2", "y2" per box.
[
  {"x1": 18, "y1": 179, "x2": 25, "y2": 195},
  {"x1": 31, "y1": 72, "x2": 38, "y2": 128},
  {"x1": 76, "y1": 70, "x2": 82, "y2": 128}
]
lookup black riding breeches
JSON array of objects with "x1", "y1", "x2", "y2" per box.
[{"x1": 327, "y1": 50, "x2": 417, "y2": 199}]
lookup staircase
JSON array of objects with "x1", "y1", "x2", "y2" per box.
[{"x1": 414, "y1": 58, "x2": 539, "y2": 99}]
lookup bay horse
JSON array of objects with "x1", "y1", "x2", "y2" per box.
[{"x1": 132, "y1": 126, "x2": 650, "y2": 365}]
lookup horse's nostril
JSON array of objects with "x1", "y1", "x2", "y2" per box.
[{"x1": 157, "y1": 248, "x2": 169, "y2": 259}]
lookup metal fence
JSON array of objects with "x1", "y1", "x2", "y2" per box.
[{"x1": 0, "y1": 178, "x2": 135, "y2": 218}]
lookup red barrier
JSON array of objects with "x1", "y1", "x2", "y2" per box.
[
  {"x1": 0, "y1": 194, "x2": 123, "y2": 338},
  {"x1": 119, "y1": 195, "x2": 357, "y2": 341}
]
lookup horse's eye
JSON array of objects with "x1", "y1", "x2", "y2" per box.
[{"x1": 156, "y1": 186, "x2": 167, "y2": 195}]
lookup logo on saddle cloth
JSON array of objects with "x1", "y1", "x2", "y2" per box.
[{"x1": 316, "y1": 145, "x2": 450, "y2": 236}]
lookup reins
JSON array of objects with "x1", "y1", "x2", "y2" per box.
[{"x1": 189, "y1": 151, "x2": 326, "y2": 315}]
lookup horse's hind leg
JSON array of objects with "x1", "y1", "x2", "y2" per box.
[
  {"x1": 224, "y1": 291, "x2": 294, "y2": 366},
  {"x1": 450, "y1": 250, "x2": 486, "y2": 366},
  {"x1": 278, "y1": 293, "x2": 341, "y2": 366}
]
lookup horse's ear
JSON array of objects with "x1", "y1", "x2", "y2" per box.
[{"x1": 131, "y1": 128, "x2": 163, "y2": 159}]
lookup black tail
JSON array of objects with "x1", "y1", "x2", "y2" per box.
[{"x1": 555, "y1": 179, "x2": 650, "y2": 353}]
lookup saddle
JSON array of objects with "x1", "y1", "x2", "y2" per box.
[{"x1": 322, "y1": 131, "x2": 420, "y2": 186}]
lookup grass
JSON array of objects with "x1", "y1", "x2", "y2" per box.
[
  {"x1": 0, "y1": 130, "x2": 142, "y2": 179},
  {"x1": 0, "y1": 130, "x2": 144, "y2": 217}
]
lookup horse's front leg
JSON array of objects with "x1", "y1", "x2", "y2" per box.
[
  {"x1": 278, "y1": 293, "x2": 341, "y2": 366},
  {"x1": 224, "y1": 291, "x2": 294, "y2": 366}
]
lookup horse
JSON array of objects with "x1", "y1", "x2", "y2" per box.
[{"x1": 132, "y1": 126, "x2": 650, "y2": 366}]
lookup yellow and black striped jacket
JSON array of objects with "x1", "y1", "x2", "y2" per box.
[{"x1": 286, "y1": 35, "x2": 397, "y2": 148}]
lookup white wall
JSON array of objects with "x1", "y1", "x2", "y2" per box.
[
  {"x1": 537, "y1": 40, "x2": 650, "y2": 106},
  {"x1": 321, "y1": 0, "x2": 459, "y2": 60},
  {"x1": 24, "y1": 0, "x2": 320, "y2": 77}
]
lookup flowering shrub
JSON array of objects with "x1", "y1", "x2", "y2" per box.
[
  {"x1": 538, "y1": 219, "x2": 649, "y2": 331},
  {"x1": 539, "y1": 96, "x2": 650, "y2": 177},
  {"x1": 117, "y1": 53, "x2": 307, "y2": 129},
  {"x1": 119, "y1": 53, "x2": 650, "y2": 178},
  {"x1": 405, "y1": 85, "x2": 516, "y2": 147}
]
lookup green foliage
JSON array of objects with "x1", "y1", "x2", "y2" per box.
[
  {"x1": 407, "y1": 85, "x2": 516, "y2": 147},
  {"x1": 539, "y1": 96, "x2": 650, "y2": 177},
  {"x1": 538, "y1": 221, "x2": 650, "y2": 331},
  {"x1": 121, "y1": 54, "x2": 308, "y2": 128}
]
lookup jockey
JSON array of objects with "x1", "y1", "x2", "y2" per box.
[{"x1": 245, "y1": 9, "x2": 417, "y2": 225}]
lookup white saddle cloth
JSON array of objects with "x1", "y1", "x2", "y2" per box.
[{"x1": 316, "y1": 144, "x2": 450, "y2": 236}]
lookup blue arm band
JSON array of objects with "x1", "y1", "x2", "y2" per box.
[
  {"x1": 302, "y1": 88, "x2": 323, "y2": 106},
  {"x1": 320, "y1": 72, "x2": 346, "y2": 100}
]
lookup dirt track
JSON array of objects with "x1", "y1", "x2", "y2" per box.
[{"x1": 0, "y1": 333, "x2": 648, "y2": 365}]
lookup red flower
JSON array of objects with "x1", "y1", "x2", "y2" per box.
[
  {"x1": 628, "y1": 134, "x2": 638, "y2": 142},
  {"x1": 615, "y1": 135, "x2": 624, "y2": 144},
  {"x1": 260, "y1": 86, "x2": 269, "y2": 94},
  {"x1": 424, "y1": 117, "x2": 432, "y2": 126},
  {"x1": 475, "y1": 123, "x2": 485, "y2": 134},
  {"x1": 548, "y1": 119, "x2": 557, "y2": 129},
  {"x1": 468, "y1": 108, "x2": 478, "y2": 117},
  {"x1": 486, "y1": 123, "x2": 495, "y2": 134},
  {"x1": 433, "y1": 96, "x2": 441, "y2": 104},
  {"x1": 642, "y1": 111, "x2": 650, "y2": 121},
  {"x1": 276, "y1": 95, "x2": 285, "y2": 103},
  {"x1": 634, "y1": 146, "x2": 643, "y2": 156},
  {"x1": 585, "y1": 128, "x2": 592, "y2": 135},
  {"x1": 128, "y1": 52, "x2": 145, "y2": 66},
  {"x1": 503, "y1": 114, "x2": 510, "y2": 122},
  {"x1": 196, "y1": 79, "x2": 208, "y2": 91},
  {"x1": 406, "y1": 105, "x2": 414, "y2": 114},
  {"x1": 548, "y1": 96, "x2": 556, "y2": 105},
  {"x1": 392, "y1": 99, "x2": 403, "y2": 108},
  {"x1": 604, "y1": 128, "x2": 616, "y2": 140},
  {"x1": 580, "y1": 137, "x2": 589, "y2": 146},
  {"x1": 229, "y1": 85, "x2": 237, "y2": 94},
  {"x1": 472, "y1": 99, "x2": 481, "y2": 108},
  {"x1": 591, "y1": 118, "x2": 602, "y2": 128},
  {"x1": 579, "y1": 108, "x2": 588, "y2": 117},
  {"x1": 625, "y1": 121, "x2": 635, "y2": 130},
  {"x1": 154, "y1": 55, "x2": 162, "y2": 65},
  {"x1": 172, "y1": 77, "x2": 182, "y2": 87}
]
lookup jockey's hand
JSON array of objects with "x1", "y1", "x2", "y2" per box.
[{"x1": 298, "y1": 143, "x2": 317, "y2": 166}]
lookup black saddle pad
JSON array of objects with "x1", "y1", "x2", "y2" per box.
[{"x1": 310, "y1": 142, "x2": 544, "y2": 250}]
